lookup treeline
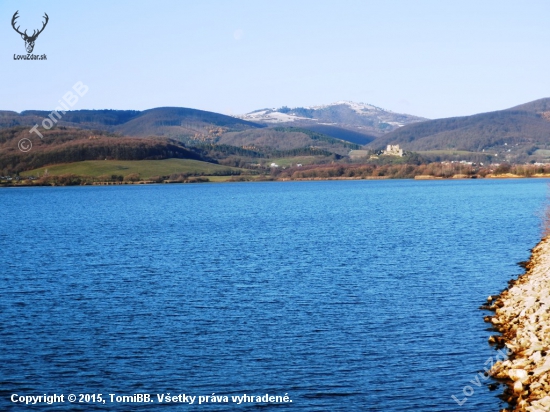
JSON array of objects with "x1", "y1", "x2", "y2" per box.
[
  {"x1": 12, "y1": 173, "x2": 212, "y2": 186},
  {"x1": 268, "y1": 162, "x2": 550, "y2": 180},
  {"x1": 495, "y1": 163, "x2": 550, "y2": 176},
  {"x1": 283, "y1": 164, "x2": 420, "y2": 179},
  {"x1": 418, "y1": 152, "x2": 495, "y2": 164},
  {"x1": 5, "y1": 162, "x2": 550, "y2": 187}
]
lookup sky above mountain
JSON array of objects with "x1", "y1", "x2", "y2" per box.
[{"x1": 0, "y1": 0, "x2": 549, "y2": 119}]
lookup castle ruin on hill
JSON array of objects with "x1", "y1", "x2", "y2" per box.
[{"x1": 383, "y1": 145, "x2": 404, "y2": 157}]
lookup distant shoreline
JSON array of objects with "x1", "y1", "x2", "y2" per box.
[{"x1": 3, "y1": 173, "x2": 550, "y2": 188}]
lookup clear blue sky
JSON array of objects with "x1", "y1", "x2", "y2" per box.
[{"x1": 0, "y1": 0, "x2": 549, "y2": 119}]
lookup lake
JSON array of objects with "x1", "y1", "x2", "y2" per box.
[{"x1": 0, "y1": 179, "x2": 547, "y2": 411}]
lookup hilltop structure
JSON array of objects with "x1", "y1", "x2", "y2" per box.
[{"x1": 383, "y1": 144, "x2": 404, "y2": 157}]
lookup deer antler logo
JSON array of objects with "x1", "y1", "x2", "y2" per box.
[{"x1": 11, "y1": 11, "x2": 49, "y2": 54}]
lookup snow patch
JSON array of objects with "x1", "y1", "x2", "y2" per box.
[
  {"x1": 237, "y1": 110, "x2": 312, "y2": 123},
  {"x1": 305, "y1": 100, "x2": 386, "y2": 114}
]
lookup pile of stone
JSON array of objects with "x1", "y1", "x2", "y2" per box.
[{"x1": 485, "y1": 238, "x2": 550, "y2": 412}]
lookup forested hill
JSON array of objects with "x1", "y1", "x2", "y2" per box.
[
  {"x1": 369, "y1": 98, "x2": 550, "y2": 160},
  {"x1": 0, "y1": 107, "x2": 263, "y2": 139},
  {"x1": 506, "y1": 97, "x2": 550, "y2": 113},
  {"x1": 0, "y1": 127, "x2": 206, "y2": 174}
]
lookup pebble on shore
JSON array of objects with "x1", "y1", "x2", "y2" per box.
[{"x1": 485, "y1": 237, "x2": 550, "y2": 412}]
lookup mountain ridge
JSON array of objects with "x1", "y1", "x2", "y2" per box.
[
  {"x1": 0, "y1": 107, "x2": 264, "y2": 139},
  {"x1": 237, "y1": 101, "x2": 427, "y2": 139},
  {"x1": 5, "y1": 98, "x2": 550, "y2": 166}
]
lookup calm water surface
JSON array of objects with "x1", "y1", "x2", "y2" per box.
[{"x1": 0, "y1": 179, "x2": 548, "y2": 411}]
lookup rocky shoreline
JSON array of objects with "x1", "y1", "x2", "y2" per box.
[{"x1": 485, "y1": 237, "x2": 550, "y2": 412}]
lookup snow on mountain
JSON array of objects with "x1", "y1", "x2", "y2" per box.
[
  {"x1": 240, "y1": 109, "x2": 311, "y2": 123},
  {"x1": 236, "y1": 101, "x2": 426, "y2": 136},
  {"x1": 306, "y1": 101, "x2": 380, "y2": 113}
]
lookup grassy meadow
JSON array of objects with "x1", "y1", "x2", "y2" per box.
[{"x1": 20, "y1": 159, "x2": 243, "y2": 179}]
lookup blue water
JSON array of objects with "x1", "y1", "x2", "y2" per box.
[{"x1": 0, "y1": 179, "x2": 547, "y2": 411}]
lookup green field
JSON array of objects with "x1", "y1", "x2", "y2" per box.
[{"x1": 21, "y1": 159, "x2": 243, "y2": 179}]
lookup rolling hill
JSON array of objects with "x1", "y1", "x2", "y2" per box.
[
  {"x1": 0, "y1": 125, "x2": 352, "y2": 176},
  {"x1": 0, "y1": 107, "x2": 263, "y2": 140},
  {"x1": 0, "y1": 126, "x2": 206, "y2": 174},
  {"x1": 369, "y1": 98, "x2": 550, "y2": 162},
  {"x1": 217, "y1": 127, "x2": 360, "y2": 155}
]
